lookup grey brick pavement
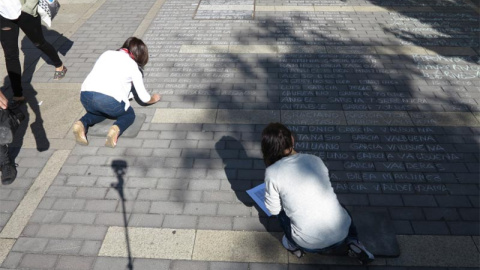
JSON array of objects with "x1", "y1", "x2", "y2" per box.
[{"x1": 1, "y1": 0, "x2": 479, "y2": 268}]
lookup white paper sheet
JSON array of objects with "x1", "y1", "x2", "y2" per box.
[{"x1": 246, "y1": 183, "x2": 272, "y2": 216}]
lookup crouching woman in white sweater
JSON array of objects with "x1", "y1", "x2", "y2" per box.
[
  {"x1": 73, "y1": 37, "x2": 160, "y2": 148},
  {"x1": 262, "y1": 122, "x2": 374, "y2": 264}
]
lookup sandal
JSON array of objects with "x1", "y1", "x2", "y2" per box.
[
  {"x1": 10, "y1": 96, "x2": 26, "y2": 109},
  {"x1": 72, "y1": 121, "x2": 88, "y2": 146},
  {"x1": 53, "y1": 66, "x2": 67, "y2": 80},
  {"x1": 105, "y1": 125, "x2": 120, "y2": 148}
]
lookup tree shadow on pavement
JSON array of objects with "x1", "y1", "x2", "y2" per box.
[{"x1": 111, "y1": 159, "x2": 134, "y2": 270}]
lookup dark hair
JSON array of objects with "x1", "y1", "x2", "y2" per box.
[
  {"x1": 121, "y1": 37, "x2": 149, "y2": 67},
  {"x1": 261, "y1": 122, "x2": 294, "y2": 167}
]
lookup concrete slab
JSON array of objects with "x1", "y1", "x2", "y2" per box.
[
  {"x1": 87, "y1": 113, "x2": 146, "y2": 138},
  {"x1": 389, "y1": 235, "x2": 480, "y2": 267},
  {"x1": 229, "y1": 45, "x2": 278, "y2": 54},
  {"x1": 409, "y1": 112, "x2": 480, "y2": 127},
  {"x1": 275, "y1": 6, "x2": 314, "y2": 12},
  {"x1": 179, "y1": 45, "x2": 229, "y2": 54},
  {"x1": 282, "y1": 110, "x2": 346, "y2": 125},
  {"x1": 313, "y1": 6, "x2": 355, "y2": 12},
  {"x1": 255, "y1": 6, "x2": 275, "y2": 12},
  {"x1": 216, "y1": 109, "x2": 280, "y2": 124},
  {"x1": 0, "y1": 239, "x2": 15, "y2": 266},
  {"x1": 374, "y1": 46, "x2": 427, "y2": 55},
  {"x1": 345, "y1": 111, "x2": 413, "y2": 126},
  {"x1": 326, "y1": 46, "x2": 377, "y2": 54},
  {"x1": 99, "y1": 226, "x2": 195, "y2": 260},
  {"x1": 192, "y1": 230, "x2": 288, "y2": 263},
  {"x1": 277, "y1": 45, "x2": 326, "y2": 54},
  {"x1": 425, "y1": 47, "x2": 478, "y2": 56},
  {"x1": 0, "y1": 150, "x2": 70, "y2": 239},
  {"x1": 350, "y1": 210, "x2": 400, "y2": 257},
  {"x1": 197, "y1": 5, "x2": 254, "y2": 11},
  {"x1": 152, "y1": 109, "x2": 217, "y2": 123}
]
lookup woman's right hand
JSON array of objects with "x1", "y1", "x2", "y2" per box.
[{"x1": 147, "y1": 93, "x2": 161, "y2": 104}]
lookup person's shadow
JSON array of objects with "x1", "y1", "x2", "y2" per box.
[
  {"x1": 6, "y1": 25, "x2": 73, "y2": 159},
  {"x1": 215, "y1": 136, "x2": 281, "y2": 233}
]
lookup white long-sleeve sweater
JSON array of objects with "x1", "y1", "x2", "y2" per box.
[
  {"x1": 265, "y1": 153, "x2": 351, "y2": 250},
  {"x1": 81, "y1": 50, "x2": 151, "y2": 111}
]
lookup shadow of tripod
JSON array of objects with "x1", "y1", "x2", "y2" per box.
[{"x1": 111, "y1": 160, "x2": 133, "y2": 270}]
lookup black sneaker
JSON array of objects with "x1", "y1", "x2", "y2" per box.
[
  {"x1": 347, "y1": 239, "x2": 375, "y2": 265},
  {"x1": 1, "y1": 162, "x2": 17, "y2": 185}
]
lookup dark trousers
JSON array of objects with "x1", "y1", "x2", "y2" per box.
[
  {"x1": 0, "y1": 144, "x2": 9, "y2": 165},
  {"x1": 0, "y1": 12, "x2": 63, "y2": 97},
  {"x1": 80, "y1": 91, "x2": 135, "y2": 135},
  {"x1": 277, "y1": 208, "x2": 358, "y2": 254}
]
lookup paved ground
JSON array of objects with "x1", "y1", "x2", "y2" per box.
[{"x1": 0, "y1": 0, "x2": 479, "y2": 269}]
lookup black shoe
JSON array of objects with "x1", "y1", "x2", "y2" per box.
[
  {"x1": 347, "y1": 239, "x2": 375, "y2": 265},
  {"x1": 1, "y1": 162, "x2": 17, "y2": 185}
]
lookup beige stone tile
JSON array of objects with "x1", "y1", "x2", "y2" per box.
[
  {"x1": 345, "y1": 111, "x2": 413, "y2": 126},
  {"x1": 282, "y1": 110, "x2": 347, "y2": 125},
  {"x1": 374, "y1": 46, "x2": 428, "y2": 55},
  {"x1": 179, "y1": 45, "x2": 229, "y2": 54},
  {"x1": 216, "y1": 109, "x2": 280, "y2": 124},
  {"x1": 255, "y1": 6, "x2": 276, "y2": 11},
  {"x1": 0, "y1": 239, "x2": 16, "y2": 265},
  {"x1": 410, "y1": 112, "x2": 480, "y2": 126},
  {"x1": 274, "y1": 6, "x2": 314, "y2": 12},
  {"x1": 313, "y1": 6, "x2": 355, "y2": 12},
  {"x1": 326, "y1": 46, "x2": 376, "y2": 54},
  {"x1": 192, "y1": 230, "x2": 287, "y2": 263},
  {"x1": 99, "y1": 227, "x2": 195, "y2": 260},
  {"x1": 229, "y1": 45, "x2": 278, "y2": 54},
  {"x1": 353, "y1": 6, "x2": 391, "y2": 12},
  {"x1": 424, "y1": 46, "x2": 478, "y2": 56},
  {"x1": 152, "y1": 109, "x2": 217, "y2": 123},
  {"x1": 277, "y1": 45, "x2": 326, "y2": 54},
  {"x1": 388, "y1": 235, "x2": 480, "y2": 267},
  {"x1": 198, "y1": 5, "x2": 254, "y2": 11}
]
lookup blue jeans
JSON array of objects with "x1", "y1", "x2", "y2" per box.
[
  {"x1": 80, "y1": 91, "x2": 135, "y2": 135},
  {"x1": 277, "y1": 207, "x2": 358, "y2": 254}
]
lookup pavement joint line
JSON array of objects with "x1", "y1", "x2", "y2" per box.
[
  {"x1": 254, "y1": 5, "x2": 438, "y2": 12},
  {"x1": 153, "y1": 109, "x2": 480, "y2": 127},
  {"x1": 98, "y1": 226, "x2": 480, "y2": 267},
  {"x1": 179, "y1": 45, "x2": 478, "y2": 56},
  {"x1": 0, "y1": 239, "x2": 15, "y2": 266},
  {"x1": 134, "y1": 0, "x2": 168, "y2": 38},
  {"x1": 0, "y1": 150, "x2": 71, "y2": 239}
]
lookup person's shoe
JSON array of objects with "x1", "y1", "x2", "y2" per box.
[
  {"x1": 347, "y1": 239, "x2": 375, "y2": 265},
  {"x1": 105, "y1": 125, "x2": 120, "y2": 148},
  {"x1": 282, "y1": 235, "x2": 304, "y2": 258},
  {"x1": 1, "y1": 161, "x2": 17, "y2": 185},
  {"x1": 72, "y1": 121, "x2": 88, "y2": 146},
  {"x1": 53, "y1": 66, "x2": 67, "y2": 80},
  {"x1": 10, "y1": 97, "x2": 25, "y2": 110}
]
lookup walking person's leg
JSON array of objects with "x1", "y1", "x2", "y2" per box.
[
  {"x1": 0, "y1": 144, "x2": 16, "y2": 185},
  {"x1": 0, "y1": 16, "x2": 24, "y2": 103},
  {"x1": 17, "y1": 12, "x2": 67, "y2": 80}
]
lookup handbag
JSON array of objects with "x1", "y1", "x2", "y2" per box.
[
  {"x1": 0, "y1": 109, "x2": 21, "y2": 145},
  {"x1": 38, "y1": 0, "x2": 61, "y2": 27}
]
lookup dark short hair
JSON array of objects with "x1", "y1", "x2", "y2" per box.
[
  {"x1": 121, "y1": 37, "x2": 149, "y2": 67},
  {"x1": 261, "y1": 122, "x2": 294, "y2": 167}
]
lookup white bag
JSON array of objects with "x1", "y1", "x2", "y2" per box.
[{"x1": 37, "y1": 0, "x2": 60, "y2": 27}]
